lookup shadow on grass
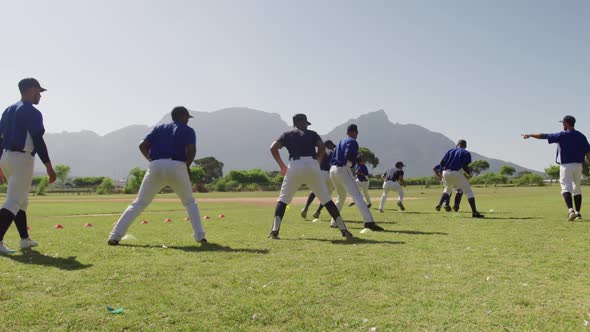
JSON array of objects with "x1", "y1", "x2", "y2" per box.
[
  {"x1": 120, "y1": 243, "x2": 269, "y2": 254},
  {"x1": 341, "y1": 220, "x2": 398, "y2": 225},
  {"x1": 4, "y1": 249, "x2": 93, "y2": 270},
  {"x1": 293, "y1": 238, "x2": 406, "y2": 245},
  {"x1": 381, "y1": 229, "x2": 448, "y2": 235},
  {"x1": 479, "y1": 216, "x2": 537, "y2": 220}
]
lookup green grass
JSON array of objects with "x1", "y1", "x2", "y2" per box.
[{"x1": 1, "y1": 186, "x2": 590, "y2": 331}]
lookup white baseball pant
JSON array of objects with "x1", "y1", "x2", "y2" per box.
[
  {"x1": 330, "y1": 165, "x2": 374, "y2": 223},
  {"x1": 321, "y1": 170, "x2": 334, "y2": 195},
  {"x1": 109, "y1": 159, "x2": 205, "y2": 241},
  {"x1": 0, "y1": 151, "x2": 35, "y2": 215},
  {"x1": 559, "y1": 163, "x2": 583, "y2": 195},
  {"x1": 278, "y1": 157, "x2": 331, "y2": 205},
  {"x1": 379, "y1": 181, "x2": 404, "y2": 210},
  {"x1": 356, "y1": 179, "x2": 371, "y2": 205},
  {"x1": 443, "y1": 170, "x2": 475, "y2": 199}
]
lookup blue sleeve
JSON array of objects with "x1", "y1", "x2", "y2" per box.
[
  {"x1": 584, "y1": 137, "x2": 590, "y2": 153},
  {"x1": 145, "y1": 127, "x2": 157, "y2": 143},
  {"x1": 27, "y1": 109, "x2": 45, "y2": 137},
  {"x1": 345, "y1": 140, "x2": 359, "y2": 161},
  {"x1": 186, "y1": 128, "x2": 196, "y2": 145},
  {"x1": 441, "y1": 151, "x2": 449, "y2": 166},
  {"x1": 464, "y1": 151, "x2": 472, "y2": 166},
  {"x1": 547, "y1": 132, "x2": 562, "y2": 144}
]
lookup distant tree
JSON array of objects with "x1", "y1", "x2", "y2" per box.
[
  {"x1": 499, "y1": 165, "x2": 516, "y2": 177},
  {"x1": 469, "y1": 160, "x2": 490, "y2": 176},
  {"x1": 189, "y1": 166, "x2": 206, "y2": 185},
  {"x1": 358, "y1": 147, "x2": 379, "y2": 169},
  {"x1": 545, "y1": 165, "x2": 560, "y2": 184},
  {"x1": 124, "y1": 167, "x2": 147, "y2": 194},
  {"x1": 516, "y1": 173, "x2": 545, "y2": 186},
  {"x1": 515, "y1": 170, "x2": 532, "y2": 178},
  {"x1": 55, "y1": 165, "x2": 71, "y2": 185},
  {"x1": 193, "y1": 157, "x2": 224, "y2": 184},
  {"x1": 36, "y1": 178, "x2": 49, "y2": 196},
  {"x1": 584, "y1": 160, "x2": 589, "y2": 177},
  {"x1": 73, "y1": 177, "x2": 106, "y2": 187},
  {"x1": 96, "y1": 178, "x2": 114, "y2": 195}
]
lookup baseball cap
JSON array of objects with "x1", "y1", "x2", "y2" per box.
[
  {"x1": 395, "y1": 161, "x2": 405, "y2": 168},
  {"x1": 18, "y1": 78, "x2": 46, "y2": 93},
  {"x1": 171, "y1": 106, "x2": 194, "y2": 120},
  {"x1": 293, "y1": 113, "x2": 311, "y2": 125},
  {"x1": 324, "y1": 140, "x2": 335, "y2": 146},
  {"x1": 347, "y1": 124, "x2": 358, "y2": 132},
  {"x1": 457, "y1": 139, "x2": 467, "y2": 147},
  {"x1": 559, "y1": 115, "x2": 576, "y2": 126}
]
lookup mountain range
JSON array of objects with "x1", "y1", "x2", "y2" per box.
[{"x1": 40, "y1": 108, "x2": 532, "y2": 179}]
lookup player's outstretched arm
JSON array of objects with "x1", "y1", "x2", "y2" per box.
[
  {"x1": 270, "y1": 141, "x2": 288, "y2": 176},
  {"x1": 521, "y1": 133, "x2": 548, "y2": 140}
]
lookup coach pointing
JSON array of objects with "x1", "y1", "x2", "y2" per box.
[{"x1": 0, "y1": 78, "x2": 56, "y2": 254}]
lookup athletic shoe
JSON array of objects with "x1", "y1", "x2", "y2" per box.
[
  {"x1": 378, "y1": 209, "x2": 384, "y2": 213},
  {"x1": 20, "y1": 238, "x2": 38, "y2": 249},
  {"x1": 444, "y1": 205, "x2": 452, "y2": 212},
  {"x1": 330, "y1": 220, "x2": 338, "y2": 228},
  {"x1": 312, "y1": 212, "x2": 321, "y2": 219},
  {"x1": 397, "y1": 202, "x2": 405, "y2": 211},
  {"x1": 435, "y1": 205, "x2": 441, "y2": 211},
  {"x1": 472, "y1": 212, "x2": 485, "y2": 218},
  {"x1": 341, "y1": 229, "x2": 355, "y2": 239},
  {"x1": 364, "y1": 222, "x2": 384, "y2": 231},
  {"x1": 452, "y1": 205, "x2": 460, "y2": 212},
  {"x1": 268, "y1": 231, "x2": 280, "y2": 239},
  {"x1": 348, "y1": 202, "x2": 355, "y2": 207},
  {"x1": 107, "y1": 239, "x2": 119, "y2": 246},
  {"x1": 367, "y1": 204, "x2": 372, "y2": 208},
  {"x1": 575, "y1": 213, "x2": 582, "y2": 221},
  {"x1": 300, "y1": 209, "x2": 307, "y2": 219},
  {"x1": 568, "y1": 211, "x2": 577, "y2": 221},
  {"x1": 0, "y1": 242, "x2": 16, "y2": 255}
]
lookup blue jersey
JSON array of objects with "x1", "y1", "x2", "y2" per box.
[
  {"x1": 546, "y1": 130, "x2": 590, "y2": 164},
  {"x1": 330, "y1": 137, "x2": 359, "y2": 167},
  {"x1": 442, "y1": 148, "x2": 472, "y2": 171},
  {"x1": 356, "y1": 164, "x2": 369, "y2": 182},
  {"x1": 0, "y1": 101, "x2": 45, "y2": 155},
  {"x1": 145, "y1": 122, "x2": 196, "y2": 162},
  {"x1": 433, "y1": 164, "x2": 442, "y2": 174},
  {"x1": 277, "y1": 129, "x2": 321, "y2": 160},
  {"x1": 383, "y1": 168, "x2": 404, "y2": 182}
]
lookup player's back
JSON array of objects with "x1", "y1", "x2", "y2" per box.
[{"x1": 147, "y1": 122, "x2": 195, "y2": 162}]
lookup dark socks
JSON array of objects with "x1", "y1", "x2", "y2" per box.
[
  {"x1": 14, "y1": 210, "x2": 29, "y2": 239},
  {"x1": 574, "y1": 194, "x2": 582, "y2": 212},
  {"x1": 274, "y1": 201, "x2": 287, "y2": 219},
  {"x1": 454, "y1": 192, "x2": 463, "y2": 208},
  {"x1": 0, "y1": 208, "x2": 16, "y2": 242},
  {"x1": 304, "y1": 193, "x2": 316, "y2": 211},
  {"x1": 315, "y1": 204, "x2": 325, "y2": 215},
  {"x1": 438, "y1": 193, "x2": 450, "y2": 207},
  {"x1": 468, "y1": 197, "x2": 477, "y2": 213},
  {"x1": 562, "y1": 192, "x2": 573, "y2": 210},
  {"x1": 324, "y1": 201, "x2": 341, "y2": 219}
]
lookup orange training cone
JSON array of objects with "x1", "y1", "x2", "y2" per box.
[{"x1": 54, "y1": 224, "x2": 64, "y2": 229}]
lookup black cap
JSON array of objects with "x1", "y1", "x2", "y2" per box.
[
  {"x1": 171, "y1": 106, "x2": 194, "y2": 121},
  {"x1": 559, "y1": 115, "x2": 576, "y2": 126},
  {"x1": 395, "y1": 161, "x2": 405, "y2": 168},
  {"x1": 293, "y1": 113, "x2": 311, "y2": 125},
  {"x1": 18, "y1": 78, "x2": 46, "y2": 93},
  {"x1": 347, "y1": 124, "x2": 358, "y2": 132},
  {"x1": 324, "y1": 140, "x2": 335, "y2": 147}
]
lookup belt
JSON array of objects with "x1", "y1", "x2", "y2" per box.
[
  {"x1": 289, "y1": 156, "x2": 317, "y2": 160},
  {"x1": 5, "y1": 149, "x2": 26, "y2": 153},
  {"x1": 444, "y1": 169, "x2": 461, "y2": 171},
  {"x1": 153, "y1": 158, "x2": 185, "y2": 162}
]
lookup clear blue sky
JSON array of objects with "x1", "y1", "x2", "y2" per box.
[{"x1": 1, "y1": 0, "x2": 588, "y2": 171}]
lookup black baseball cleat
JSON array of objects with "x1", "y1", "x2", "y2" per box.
[
  {"x1": 268, "y1": 231, "x2": 280, "y2": 239},
  {"x1": 341, "y1": 229, "x2": 355, "y2": 239},
  {"x1": 107, "y1": 239, "x2": 119, "y2": 246},
  {"x1": 300, "y1": 209, "x2": 307, "y2": 219},
  {"x1": 312, "y1": 212, "x2": 320, "y2": 219},
  {"x1": 364, "y1": 222, "x2": 384, "y2": 231},
  {"x1": 397, "y1": 202, "x2": 405, "y2": 211},
  {"x1": 367, "y1": 203, "x2": 372, "y2": 208},
  {"x1": 348, "y1": 202, "x2": 355, "y2": 207},
  {"x1": 444, "y1": 205, "x2": 452, "y2": 212},
  {"x1": 575, "y1": 213, "x2": 583, "y2": 221},
  {"x1": 472, "y1": 212, "x2": 485, "y2": 218},
  {"x1": 452, "y1": 205, "x2": 460, "y2": 212},
  {"x1": 197, "y1": 238, "x2": 208, "y2": 243},
  {"x1": 435, "y1": 205, "x2": 441, "y2": 211}
]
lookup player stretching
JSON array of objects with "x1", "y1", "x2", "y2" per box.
[
  {"x1": 378, "y1": 161, "x2": 406, "y2": 212},
  {"x1": 433, "y1": 164, "x2": 463, "y2": 212},
  {"x1": 0, "y1": 78, "x2": 56, "y2": 254},
  {"x1": 269, "y1": 114, "x2": 353, "y2": 239},
  {"x1": 522, "y1": 115, "x2": 590, "y2": 221},
  {"x1": 300, "y1": 140, "x2": 336, "y2": 219},
  {"x1": 330, "y1": 124, "x2": 384, "y2": 231},
  {"x1": 440, "y1": 139, "x2": 485, "y2": 218},
  {"x1": 108, "y1": 107, "x2": 206, "y2": 245}
]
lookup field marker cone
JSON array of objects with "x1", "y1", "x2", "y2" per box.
[
  {"x1": 218, "y1": 214, "x2": 225, "y2": 218},
  {"x1": 203, "y1": 216, "x2": 210, "y2": 220},
  {"x1": 164, "y1": 218, "x2": 173, "y2": 223},
  {"x1": 184, "y1": 217, "x2": 190, "y2": 221},
  {"x1": 140, "y1": 220, "x2": 149, "y2": 224},
  {"x1": 54, "y1": 224, "x2": 64, "y2": 229},
  {"x1": 84, "y1": 223, "x2": 93, "y2": 227}
]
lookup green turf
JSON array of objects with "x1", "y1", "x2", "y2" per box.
[{"x1": 1, "y1": 186, "x2": 590, "y2": 331}]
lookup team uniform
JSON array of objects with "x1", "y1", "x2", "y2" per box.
[
  {"x1": 434, "y1": 164, "x2": 463, "y2": 212},
  {"x1": 270, "y1": 124, "x2": 352, "y2": 239},
  {"x1": 300, "y1": 147, "x2": 335, "y2": 219},
  {"x1": 109, "y1": 121, "x2": 206, "y2": 244},
  {"x1": 0, "y1": 99, "x2": 51, "y2": 252},
  {"x1": 329, "y1": 136, "x2": 383, "y2": 231},
  {"x1": 355, "y1": 164, "x2": 371, "y2": 207},
  {"x1": 378, "y1": 167, "x2": 405, "y2": 212}
]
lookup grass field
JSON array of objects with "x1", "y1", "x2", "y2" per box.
[{"x1": 1, "y1": 186, "x2": 590, "y2": 331}]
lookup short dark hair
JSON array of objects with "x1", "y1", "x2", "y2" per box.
[
  {"x1": 457, "y1": 139, "x2": 467, "y2": 148},
  {"x1": 347, "y1": 124, "x2": 358, "y2": 133}
]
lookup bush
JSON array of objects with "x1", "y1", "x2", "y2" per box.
[
  {"x1": 37, "y1": 178, "x2": 49, "y2": 195},
  {"x1": 96, "y1": 177, "x2": 114, "y2": 195},
  {"x1": 73, "y1": 177, "x2": 105, "y2": 187},
  {"x1": 0, "y1": 184, "x2": 7, "y2": 193},
  {"x1": 470, "y1": 173, "x2": 508, "y2": 185},
  {"x1": 124, "y1": 168, "x2": 147, "y2": 194},
  {"x1": 516, "y1": 173, "x2": 545, "y2": 186}
]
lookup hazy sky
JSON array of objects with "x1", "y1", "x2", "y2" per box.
[{"x1": 1, "y1": 0, "x2": 588, "y2": 171}]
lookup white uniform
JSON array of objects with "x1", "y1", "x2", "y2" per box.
[
  {"x1": 559, "y1": 163, "x2": 583, "y2": 195},
  {"x1": 0, "y1": 151, "x2": 34, "y2": 215},
  {"x1": 278, "y1": 157, "x2": 332, "y2": 205},
  {"x1": 330, "y1": 164, "x2": 375, "y2": 223},
  {"x1": 442, "y1": 170, "x2": 475, "y2": 199},
  {"x1": 379, "y1": 180, "x2": 404, "y2": 210},
  {"x1": 356, "y1": 179, "x2": 371, "y2": 205}
]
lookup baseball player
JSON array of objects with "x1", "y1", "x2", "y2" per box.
[
  {"x1": 433, "y1": 164, "x2": 463, "y2": 212},
  {"x1": 300, "y1": 140, "x2": 336, "y2": 219},
  {"x1": 439, "y1": 139, "x2": 485, "y2": 218},
  {"x1": 108, "y1": 106, "x2": 206, "y2": 245},
  {"x1": 329, "y1": 124, "x2": 384, "y2": 231},
  {"x1": 349, "y1": 158, "x2": 372, "y2": 208},
  {"x1": 0, "y1": 78, "x2": 56, "y2": 255},
  {"x1": 522, "y1": 115, "x2": 590, "y2": 221},
  {"x1": 269, "y1": 114, "x2": 353, "y2": 239},
  {"x1": 378, "y1": 161, "x2": 406, "y2": 213}
]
